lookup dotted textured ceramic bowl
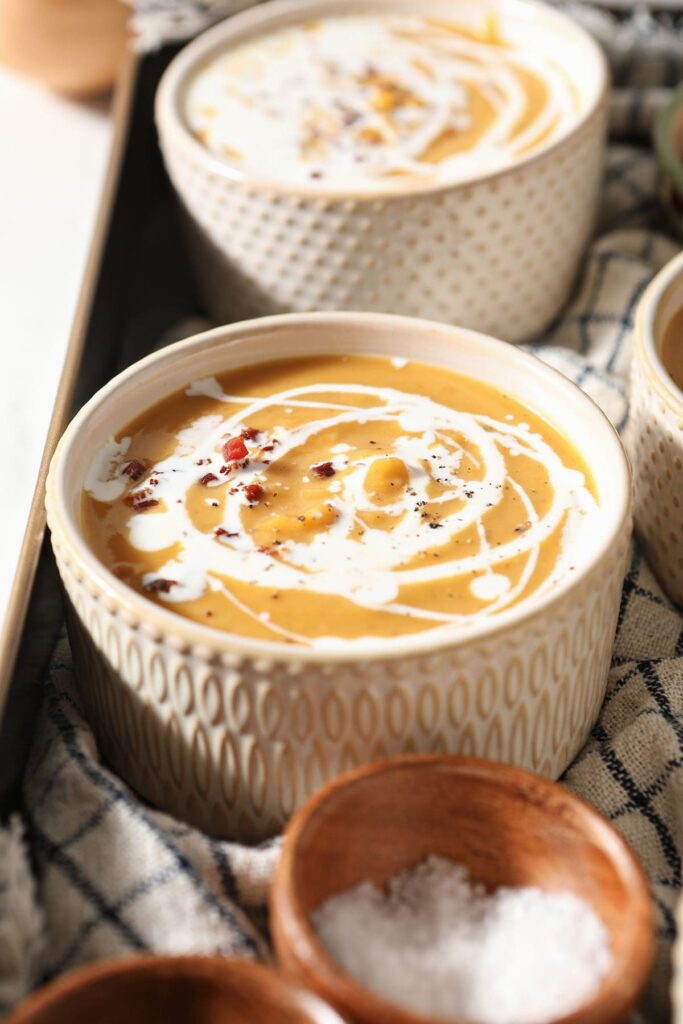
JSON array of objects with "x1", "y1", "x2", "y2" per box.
[
  {"x1": 630, "y1": 251, "x2": 683, "y2": 606},
  {"x1": 46, "y1": 313, "x2": 631, "y2": 841},
  {"x1": 155, "y1": 0, "x2": 608, "y2": 342}
]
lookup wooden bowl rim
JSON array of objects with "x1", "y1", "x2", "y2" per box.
[
  {"x1": 271, "y1": 754, "x2": 656, "y2": 1024},
  {"x1": 5, "y1": 954, "x2": 347, "y2": 1024}
]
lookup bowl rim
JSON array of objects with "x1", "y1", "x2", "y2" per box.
[
  {"x1": 4, "y1": 954, "x2": 347, "y2": 1024},
  {"x1": 46, "y1": 310, "x2": 631, "y2": 666},
  {"x1": 634, "y1": 249, "x2": 683, "y2": 416},
  {"x1": 654, "y1": 81, "x2": 683, "y2": 199},
  {"x1": 270, "y1": 753, "x2": 656, "y2": 1024},
  {"x1": 154, "y1": 0, "x2": 609, "y2": 201}
]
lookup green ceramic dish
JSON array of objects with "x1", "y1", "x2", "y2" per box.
[{"x1": 655, "y1": 83, "x2": 683, "y2": 238}]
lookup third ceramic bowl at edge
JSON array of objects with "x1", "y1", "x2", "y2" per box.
[
  {"x1": 630, "y1": 250, "x2": 683, "y2": 605},
  {"x1": 155, "y1": 0, "x2": 608, "y2": 341},
  {"x1": 45, "y1": 312, "x2": 631, "y2": 841}
]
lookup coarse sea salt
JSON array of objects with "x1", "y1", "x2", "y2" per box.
[{"x1": 312, "y1": 857, "x2": 612, "y2": 1024}]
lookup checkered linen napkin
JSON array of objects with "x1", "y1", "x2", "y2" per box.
[
  {"x1": 122, "y1": 0, "x2": 683, "y2": 58},
  {"x1": 2, "y1": 6, "x2": 683, "y2": 1022}
]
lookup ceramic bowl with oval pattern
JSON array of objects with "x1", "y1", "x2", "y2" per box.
[
  {"x1": 630, "y1": 251, "x2": 683, "y2": 606},
  {"x1": 155, "y1": 0, "x2": 608, "y2": 342},
  {"x1": 46, "y1": 313, "x2": 631, "y2": 841}
]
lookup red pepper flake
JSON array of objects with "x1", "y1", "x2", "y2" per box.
[
  {"x1": 222, "y1": 436, "x2": 248, "y2": 462},
  {"x1": 215, "y1": 527, "x2": 239, "y2": 538},
  {"x1": 199, "y1": 472, "x2": 218, "y2": 485},
  {"x1": 122, "y1": 459, "x2": 146, "y2": 481},
  {"x1": 219, "y1": 465, "x2": 231, "y2": 475},
  {"x1": 144, "y1": 578, "x2": 177, "y2": 594},
  {"x1": 340, "y1": 106, "x2": 361, "y2": 127},
  {"x1": 195, "y1": 458, "x2": 211, "y2": 466},
  {"x1": 257, "y1": 545, "x2": 273, "y2": 555},
  {"x1": 124, "y1": 491, "x2": 159, "y2": 511},
  {"x1": 260, "y1": 444, "x2": 275, "y2": 453},
  {"x1": 245, "y1": 482, "x2": 265, "y2": 503},
  {"x1": 149, "y1": 478, "x2": 159, "y2": 486},
  {"x1": 312, "y1": 461, "x2": 335, "y2": 478},
  {"x1": 241, "y1": 426, "x2": 260, "y2": 441}
]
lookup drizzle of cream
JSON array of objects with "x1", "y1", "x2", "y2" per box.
[
  {"x1": 84, "y1": 436, "x2": 131, "y2": 502},
  {"x1": 87, "y1": 379, "x2": 599, "y2": 647},
  {"x1": 470, "y1": 573, "x2": 510, "y2": 601},
  {"x1": 184, "y1": 14, "x2": 579, "y2": 191}
]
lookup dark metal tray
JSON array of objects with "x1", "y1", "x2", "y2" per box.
[{"x1": 0, "y1": 47, "x2": 205, "y2": 813}]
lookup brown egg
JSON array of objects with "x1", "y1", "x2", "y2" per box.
[{"x1": 0, "y1": 0, "x2": 129, "y2": 97}]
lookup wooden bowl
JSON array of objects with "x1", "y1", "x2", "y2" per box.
[
  {"x1": 271, "y1": 755, "x2": 655, "y2": 1024},
  {"x1": 6, "y1": 956, "x2": 348, "y2": 1024},
  {"x1": 0, "y1": 0, "x2": 129, "y2": 97}
]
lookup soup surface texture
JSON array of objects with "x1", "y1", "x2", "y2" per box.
[
  {"x1": 661, "y1": 305, "x2": 683, "y2": 394},
  {"x1": 184, "y1": 12, "x2": 580, "y2": 190},
  {"x1": 82, "y1": 355, "x2": 598, "y2": 649}
]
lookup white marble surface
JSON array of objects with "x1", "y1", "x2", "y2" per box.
[{"x1": 0, "y1": 65, "x2": 112, "y2": 624}]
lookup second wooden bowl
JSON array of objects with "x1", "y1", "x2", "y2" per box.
[
  {"x1": 6, "y1": 956, "x2": 347, "y2": 1024},
  {"x1": 271, "y1": 755, "x2": 655, "y2": 1024}
]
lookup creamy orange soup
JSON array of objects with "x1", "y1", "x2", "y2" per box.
[
  {"x1": 661, "y1": 306, "x2": 683, "y2": 394},
  {"x1": 82, "y1": 355, "x2": 598, "y2": 648},
  {"x1": 185, "y1": 13, "x2": 580, "y2": 191}
]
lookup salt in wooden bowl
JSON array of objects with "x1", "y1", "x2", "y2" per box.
[{"x1": 271, "y1": 754, "x2": 655, "y2": 1024}]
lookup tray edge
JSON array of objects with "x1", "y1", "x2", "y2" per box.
[{"x1": 0, "y1": 52, "x2": 141, "y2": 724}]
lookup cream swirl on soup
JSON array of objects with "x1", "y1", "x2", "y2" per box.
[
  {"x1": 82, "y1": 355, "x2": 598, "y2": 649},
  {"x1": 184, "y1": 13, "x2": 580, "y2": 190}
]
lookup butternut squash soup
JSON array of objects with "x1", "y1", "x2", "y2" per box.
[
  {"x1": 660, "y1": 305, "x2": 683, "y2": 394},
  {"x1": 184, "y1": 12, "x2": 580, "y2": 190},
  {"x1": 82, "y1": 355, "x2": 599, "y2": 648}
]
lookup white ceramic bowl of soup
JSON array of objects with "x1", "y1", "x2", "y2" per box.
[
  {"x1": 46, "y1": 313, "x2": 630, "y2": 840},
  {"x1": 155, "y1": 0, "x2": 608, "y2": 342},
  {"x1": 630, "y1": 251, "x2": 683, "y2": 606}
]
